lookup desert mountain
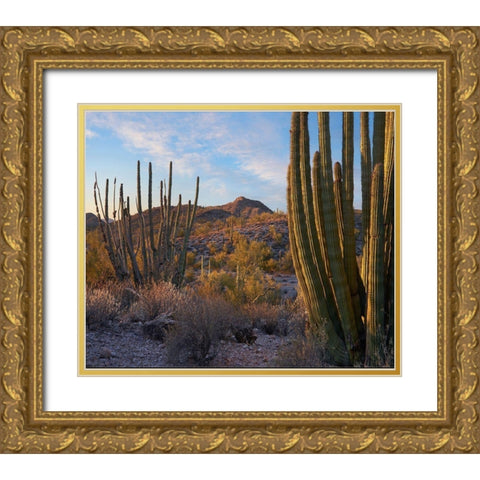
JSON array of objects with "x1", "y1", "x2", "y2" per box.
[
  {"x1": 197, "y1": 196, "x2": 273, "y2": 221},
  {"x1": 86, "y1": 212, "x2": 101, "y2": 231},
  {"x1": 86, "y1": 196, "x2": 273, "y2": 232}
]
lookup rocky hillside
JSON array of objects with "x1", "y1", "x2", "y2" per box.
[
  {"x1": 197, "y1": 196, "x2": 273, "y2": 221},
  {"x1": 86, "y1": 212, "x2": 101, "y2": 231},
  {"x1": 189, "y1": 216, "x2": 289, "y2": 260},
  {"x1": 87, "y1": 198, "x2": 363, "y2": 259},
  {"x1": 87, "y1": 196, "x2": 272, "y2": 233},
  {"x1": 188, "y1": 211, "x2": 363, "y2": 260}
]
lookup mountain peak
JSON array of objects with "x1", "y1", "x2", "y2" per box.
[
  {"x1": 196, "y1": 196, "x2": 273, "y2": 222},
  {"x1": 223, "y1": 196, "x2": 273, "y2": 217}
]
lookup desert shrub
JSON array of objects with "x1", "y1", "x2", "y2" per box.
[
  {"x1": 207, "y1": 242, "x2": 217, "y2": 255},
  {"x1": 231, "y1": 325, "x2": 257, "y2": 345},
  {"x1": 268, "y1": 224, "x2": 283, "y2": 245},
  {"x1": 193, "y1": 220, "x2": 213, "y2": 236},
  {"x1": 243, "y1": 303, "x2": 288, "y2": 336},
  {"x1": 231, "y1": 267, "x2": 281, "y2": 305},
  {"x1": 228, "y1": 236, "x2": 273, "y2": 272},
  {"x1": 85, "y1": 286, "x2": 122, "y2": 330},
  {"x1": 186, "y1": 250, "x2": 197, "y2": 266},
  {"x1": 183, "y1": 268, "x2": 196, "y2": 284},
  {"x1": 85, "y1": 229, "x2": 116, "y2": 286},
  {"x1": 275, "y1": 328, "x2": 330, "y2": 368},
  {"x1": 277, "y1": 249, "x2": 294, "y2": 274},
  {"x1": 164, "y1": 294, "x2": 233, "y2": 366},
  {"x1": 210, "y1": 250, "x2": 228, "y2": 269},
  {"x1": 127, "y1": 281, "x2": 184, "y2": 323},
  {"x1": 248, "y1": 211, "x2": 285, "y2": 225},
  {"x1": 227, "y1": 237, "x2": 281, "y2": 302},
  {"x1": 263, "y1": 258, "x2": 278, "y2": 273},
  {"x1": 274, "y1": 296, "x2": 335, "y2": 367},
  {"x1": 196, "y1": 270, "x2": 236, "y2": 298}
]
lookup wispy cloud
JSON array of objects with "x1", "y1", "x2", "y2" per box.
[
  {"x1": 85, "y1": 128, "x2": 98, "y2": 139},
  {"x1": 86, "y1": 110, "x2": 291, "y2": 209}
]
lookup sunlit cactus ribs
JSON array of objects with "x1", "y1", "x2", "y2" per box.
[
  {"x1": 287, "y1": 111, "x2": 395, "y2": 367},
  {"x1": 94, "y1": 160, "x2": 199, "y2": 287}
]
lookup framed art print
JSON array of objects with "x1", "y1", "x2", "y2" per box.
[{"x1": 0, "y1": 27, "x2": 478, "y2": 453}]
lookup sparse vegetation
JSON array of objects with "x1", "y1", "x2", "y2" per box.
[
  {"x1": 164, "y1": 294, "x2": 234, "y2": 366},
  {"x1": 86, "y1": 284, "x2": 122, "y2": 330},
  {"x1": 85, "y1": 184, "x2": 367, "y2": 368},
  {"x1": 126, "y1": 281, "x2": 183, "y2": 323},
  {"x1": 86, "y1": 229, "x2": 116, "y2": 286},
  {"x1": 86, "y1": 110, "x2": 394, "y2": 370}
]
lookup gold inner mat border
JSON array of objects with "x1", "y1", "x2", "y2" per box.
[{"x1": 78, "y1": 103, "x2": 401, "y2": 377}]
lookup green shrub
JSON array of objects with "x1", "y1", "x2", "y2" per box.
[
  {"x1": 231, "y1": 267, "x2": 281, "y2": 305},
  {"x1": 277, "y1": 249, "x2": 294, "y2": 274},
  {"x1": 268, "y1": 224, "x2": 283, "y2": 245},
  {"x1": 196, "y1": 270, "x2": 236, "y2": 298},
  {"x1": 228, "y1": 236, "x2": 273, "y2": 272},
  {"x1": 211, "y1": 250, "x2": 228, "y2": 269}
]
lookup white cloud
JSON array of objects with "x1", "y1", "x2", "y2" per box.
[
  {"x1": 85, "y1": 110, "x2": 290, "y2": 209},
  {"x1": 86, "y1": 111, "x2": 216, "y2": 177},
  {"x1": 85, "y1": 128, "x2": 97, "y2": 139},
  {"x1": 235, "y1": 155, "x2": 287, "y2": 186}
]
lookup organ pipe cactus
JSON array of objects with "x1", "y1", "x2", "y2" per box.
[
  {"x1": 360, "y1": 112, "x2": 372, "y2": 282},
  {"x1": 288, "y1": 114, "x2": 350, "y2": 365},
  {"x1": 365, "y1": 162, "x2": 385, "y2": 365},
  {"x1": 287, "y1": 111, "x2": 395, "y2": 367},
  {"x1": 94, "y1": 161, "x2": 199, "y2": 287}
]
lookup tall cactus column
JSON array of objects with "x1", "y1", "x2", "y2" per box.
[
  {"x1": 316, "y1": 112, "x2": 361, "y2": 363},
  {"x1": 365, "y1": 162, "x2": 385, "y2": 365},
  {"x1": 287, "y1": 113, "x2": 350, "y2": 366},
  {"x1": 360, "y1": 112, "x2": 372, "y2": 284},
  {"x1": 287, "y1": 110, "x2": 394, "y2": 367},
  {"x1": 383, "y1": 112, "x2": 396, "y2": 345},
  {"x1": 341, "y1": 113, "x2": 364, "y2": 341}
]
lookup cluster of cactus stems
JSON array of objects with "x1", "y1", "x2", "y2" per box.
[
  {"x1": 287, "y1": 111, "x2": 394, "y2": 367},
  {"x1": 94, "y1": 160, "x2": 199, "y2": 287}
]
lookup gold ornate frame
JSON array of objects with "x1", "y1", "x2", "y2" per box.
[{"x1": 0, "y1": 26, "x2": 478, "y2": 453}]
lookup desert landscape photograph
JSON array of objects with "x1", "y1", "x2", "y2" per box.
[{"x1": 83, "y1": 107, "x2": 396, "y2": 370}]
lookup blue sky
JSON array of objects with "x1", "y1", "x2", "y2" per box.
[{"x1": 84, "y1": 110, "x2": 369, "y2": 214}]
